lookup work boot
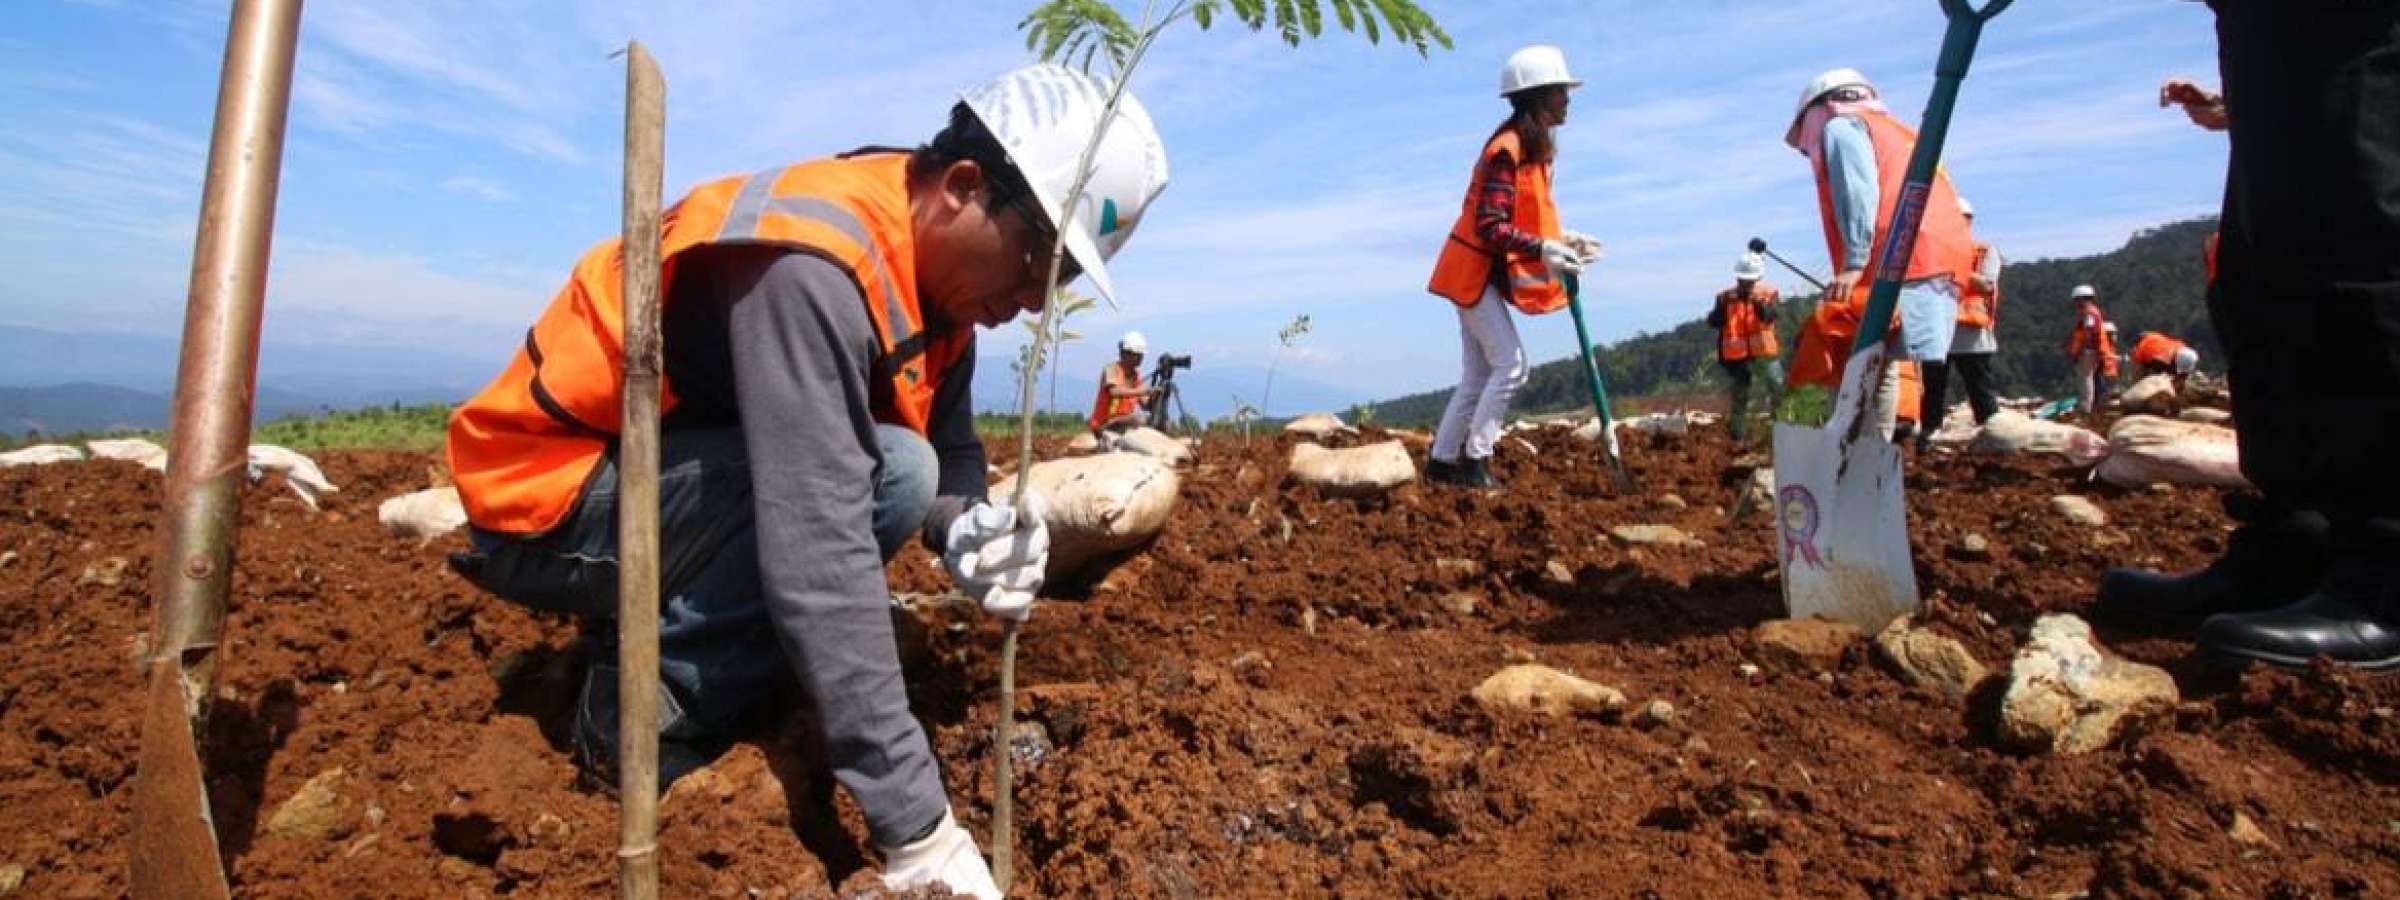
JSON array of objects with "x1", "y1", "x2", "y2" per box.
[
  {"x1": 1460, "y1": 456, "x2": 1499, "y2": 489},
  {"x1": 2197, "y1": 527, "x2": 2400, "y2": 669},
  {"x1": 2093, "y1": 497, "x2": 2328, "y2": 634},
  {"x1": 1424, "y1": 457, "x2": 1459, "y2": 485}
]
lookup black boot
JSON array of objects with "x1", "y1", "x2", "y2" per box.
[
  {"x1": 2197, "y1": 528, "x2": 2400, "y2": 669},
  {"x1": 2093, "y1": 497, "x2": 2328, "y2": 633},
  {"x1": 1425, "y1": 457, "x2": 1459, "y2": 485},
  {"x1": 1460, "y1": 456, "x2": 1499, "y2": 489}
]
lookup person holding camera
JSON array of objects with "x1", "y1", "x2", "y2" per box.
[
  {"x1": 1089, "y1": 330, "x2": 1162, "y2": 435},
  {"x1": 1424, "y1": 45, "x2": 1602, "y2": 489},
  {"x1": 443, "y1": 64, "x2": 1170, "y2": 898}
]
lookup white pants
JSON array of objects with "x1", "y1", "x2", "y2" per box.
[
  {"x1": 1431, "y1": 286, "x2": 1527, "y2": 462},
  {"x1": 2074, "y1": 352, "x2": 2101, "y2": 414}
]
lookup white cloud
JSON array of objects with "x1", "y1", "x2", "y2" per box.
[{"x1": 439, "y1": 175, "x2": 518, "y2": 203}]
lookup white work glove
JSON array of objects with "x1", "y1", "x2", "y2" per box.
[
  {"x1": 880, "y1": 808, "x2": 1001, "y2": 900},
  {"x1": 1562, "y1": 229, "x2": 1605, "y2": 262},
  {"x1": 1540, "y1": 239, "x2": 1586, "y2": 276},
  {"x1": 942, "y1": 493, "x2": 1050, "y2": 621}
]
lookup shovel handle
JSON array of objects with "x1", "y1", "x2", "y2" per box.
[{"x1": 1941, "y1": 0, "x2": 2013, "y2": 24}]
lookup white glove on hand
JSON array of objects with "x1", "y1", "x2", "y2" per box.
[
  {"x1": 1540, "y1": 239, "x2": 1586, "y2": 276},
  {"x1": 1562, "y1": 229, "x2": 1605, "y2": 262},
  {"x1": 942, "y1": 493, "x2": 1050, "y2": 621},
  {"x1": 880, "y1": 809, "x2": 1001, "y2": 900}
]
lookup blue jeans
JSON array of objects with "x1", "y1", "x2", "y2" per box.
[{"x1": 455, "y1": 424, "x2": 937, "y2": 787}]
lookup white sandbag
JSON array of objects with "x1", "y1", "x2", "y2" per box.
[
  {"x1": 1282, "y1": 413, "x2": 1352, "y2": 439},
  {"x1": 1286, "y1": 440, "x2": 1415, "y2": 499},
  {"x1": 0, "y1": 444, "x2": 86, "y2": 467},
  {"x1": 1926, "y1": 403, "x2": 1980, "y2": 445},
  {"x1": 1967, "y1": 410, "x2": 2108, "y2": 466},
  {"x1": 2120, "y1": 374, "x2": 2178, "y2": 415},
  {"x1": 1685, "y1": 410, "x2": 1723, "y2": 428},
  {"x1": 2178, "y1": 407, "x2": 2232, "y2": 425},
  {"x1": 1065, "y1": 432, "x2": 1101, "y2": 453},
  {"x1": 1619, "y1": 412, "x2": 1690, "y2": 438},
  {"x1": 247, "y1": 444, "x2": 340, "y2": 509},
  {"x1": 994, "y1": 452, "x2": 1181, "y2": 578},
  {"x1": 378, "y1": 486, "x2": 467, "y2": 540},
  {"x1": 1386, "y1": 428, "x2": 1432, "y2": 448},
  {"x1": 1112, "y1": 427, "x2": 1193, "y2": 467},
  {"x1": 2094, "y1": 415, "x2": 2250, "y2": 489},
  {"x1": 1570, "y1": 417, "x2": 1611, "y2": 443},
  {"x1": 87, "y1": 437, "x2": 169, "y2": 470}
]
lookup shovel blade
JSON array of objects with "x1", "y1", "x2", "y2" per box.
[{"x1": 1771, "y1": 421, "x2": 1918, "y2": 631}]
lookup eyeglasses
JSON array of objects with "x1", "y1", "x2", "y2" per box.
[{"x1": 1000, "y1": 187, "x2": 1082, "y2": 288}]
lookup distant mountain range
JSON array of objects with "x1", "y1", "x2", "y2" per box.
[{"x1": 1367, "y1": 218, "x2": 2221, "y2": 426}]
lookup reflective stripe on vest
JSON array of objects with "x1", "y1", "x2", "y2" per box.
[
  {"x1": 1426, "y1": 128, "x2": 1567, "y2": 315},
  {"x1": 448, "y1": 153, "x2": 962, "y2": 535}
]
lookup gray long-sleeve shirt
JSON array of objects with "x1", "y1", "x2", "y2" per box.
[
  {"x1": 661, "y1": 244, "x2": 983, "y2": 845},
  {"x1": 1824, "y1": 116, "x2": 1880, "y2": 272}
]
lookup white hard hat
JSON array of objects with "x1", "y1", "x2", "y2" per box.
[
  {"x1": 1734, "y1": 252, "x2": 1765, "y2": 281},
  {"x1": 1118, "y1": 331, "x2": 1147, "y2": 354},
  {"x1": 1784, "y1": 67, "x2": 1874, "y2": 148},
  {"x1": 1499, "y1": 45, "x2": 1581, "y2": 97},
  {"x1": 2072, "y1": 284, "x2": 2097, "y2": 299},
  {"x1": 1958, "y1": 197, "x2": 1975, "y2": 218},
  {"x1": 960, "y1": 64, "x2": 1171, "y2": 306},
  {"x1": 2172, "y1": 346, "x2": 2199, "y2": 375},
  {"x1": 2103, "y1": 321, "x2": 2119, "y2": 334}
]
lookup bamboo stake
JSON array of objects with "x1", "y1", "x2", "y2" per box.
[
  {"x1": 614, "y1": 41, "x2": 666, "y2": 900},
  {"x1": 129, "y1": 2, "x2": 302, "y2": 896}
]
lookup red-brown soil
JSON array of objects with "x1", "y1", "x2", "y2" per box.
[{"x1": 5, "y1": 424, "x2": 2397, "y2": 898}]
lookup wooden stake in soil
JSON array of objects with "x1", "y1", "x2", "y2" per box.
[
  {"x1": 128, "y1": 2, "x2": 302, "y2": 896},
  {"x1": 992, "y1": 621, "x2": 1022, "y2": 889},
  {"x1": 614, "y1": 41, "x2": 667, "y2": 900}
]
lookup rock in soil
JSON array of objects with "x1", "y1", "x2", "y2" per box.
[
  {"x1": 1874, "y1": 616, "x2": 1989, "y2": 700},
  {"x1": 2051, "y1": 495, "x2": 2109, "y2": 527},
  {"x1": 1609, "y1": 524, "x2": 1702, "y2": 548},
  {"x1": 266, "y1": 766, "x2": 361, "y2": 842},
  {"x1": 1634, "y1": 699, "x2": 1676, "y2": 729},
  {"x1": 1753, "y1": 618, "x2": 1861, "y2": 673},
  {"x1": 1997, "y1": 614, "x2": 2179, "y2": 755},
  {"x1": 1955, "y1": 532, "x2": 1992, "y2": 560},
  {"x1": 1472, "y1": 665, "x2": 1627, "y2": 719}
]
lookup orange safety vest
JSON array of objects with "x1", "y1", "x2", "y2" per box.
[
  {"x1": 2067, "y1": 299, "x2": 2115, "y2": 364},
  {"x1": 447, "y1": 152, "x2": 972, "y2": 536},
  {"x1": 1716, "y1": 285, "x2": 1781, "y2": 362},
  {"x1": 1787, "y1": 109, "x2": 1976, "y2": 389},
  {"x1": 2130, "y1": 332, "x2": 2188, "y2": 372},
  {"x1": 1895, "y1": 359, "x2": 1923, "y2": 425},
  {"x1": 1088, "y1": 361, "x2": 1144, "y2": 430},
  {"x1": 1427, "y1": 127, "x2": 1568, "y2": 315},
  {"x1": 1958, "y1": 242, "x2": 1999, "y2": 328}
]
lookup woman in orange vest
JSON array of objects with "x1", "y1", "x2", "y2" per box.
[
  {"x1": 1917, "y1": 198, "x2": 2005, "y2": 448},
  {"x1": 2063, "y1": 284, "x2": 2115, "y2": 416},
  {"x1": 1088, "y1": 330, "x2": 1159, "y2": 434},
  {"x1": 2130, "y1": 330, "x2": 2201, "y2": 388},
  {"x1": 1709, "y1": 251, "x2": 1782, "y2": 441},
  {"x1": 1781, "y1": 68, "x2": 1976, "y2": 440},
  {"x1": 442, "y1": 65, "x2": 1170, "y2": 900},
  {"x1": 1423, "y1": 45, "x2": 1600, "y2": 489}
]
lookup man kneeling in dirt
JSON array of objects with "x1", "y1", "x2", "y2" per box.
[
  {"x1": 1089, "y1": 330, "x2": 1162, "y2": 436},
  {"x1": 443, "y1": 64, "x2": 1169, "y2": 897}
]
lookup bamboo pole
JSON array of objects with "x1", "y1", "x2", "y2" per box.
[
  {"x1": 129, "y1": 2, "x2": 302, "y2": 896},
  {"x1": 614, "y1": 41, "x2": 666, "y2": 900}
]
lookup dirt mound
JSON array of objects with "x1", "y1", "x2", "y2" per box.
[{"x1": 4, "y1": 430, "x2": 2396, "y2": 897}]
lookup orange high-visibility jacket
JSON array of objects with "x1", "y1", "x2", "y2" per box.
[
  {"x1": 1895, "y1": 359, "x2": 1923, "y2": 425},
  {"x1": 1427, "y1": 127, "x2": 1568, "y2": 315},
  {"x1": 447, "y1": 152, "x2": 971, "y2": 536},
  {"x1": 1959, "y1": 242, "x2": 1999, "y2": 328},
  {"x1": 2067, "y1": 299, "x2": 2115, "y2": 363},
  {"x1": 1714, "y1": 285, "x2": 1781, "y2": 362},
  {"x1": 1088, "y1": 361, "x2": 1144, "y2": 430},
  {"x1": 2131, "y1": 332, "x2": 2189, "y2": 372},
  {"x1": 1787, "y1": 108, "x2": 1976, "y2": 389}
]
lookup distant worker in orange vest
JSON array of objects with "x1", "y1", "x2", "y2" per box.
[
  {"x1": 1916, "y1": 197, "x2": 2005, "y2": 449},
  {"x1": 1089, "y1": 330, "x2": 1160, "y2": 435},
  {"x1": 1781, "y1": 68, "x2": 1976, "y2": 440},
  {"x1": 2063, "y1": 284, "x2": 2116, "y2": 417},
  {"x1": 442, "y1": 64, "x2": 1170, "y2": 900},
  {"x1": 1708, "y1": 250, "x2": 1782, "y2": 441},
  {"x1": 1424, "y1": 45, "x2": 1602, "y2": 490},
  {"x1": 2130, "y1": 330, "x2": 2202, "y2": 390}
]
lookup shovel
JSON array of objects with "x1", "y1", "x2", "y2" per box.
[
  {"x1": 1770, "y1": 0, "x2": 2010, "y2": 632},
  {"x1": 1564, "y1": 272, "x2": 1638, "y2": 492}
]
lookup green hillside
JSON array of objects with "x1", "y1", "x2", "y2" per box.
[{"x1": 1369, "y1": 218, "x2": 2219, "y2": 426}]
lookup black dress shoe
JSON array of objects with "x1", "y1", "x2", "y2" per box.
[
  {"x1": 1460, "y1": 456, "x2": 1499, "y2": 489},
  {"x1": 2093, "y1": 501, "x2": 2328, "y2": 634},
  {"x1": 2197, "y1": 592, "x2": 2400, "y2": 670}
]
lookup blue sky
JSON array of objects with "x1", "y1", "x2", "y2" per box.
[{"x1": 1, "y1": 1, "x2": 2227, "y2": 410}]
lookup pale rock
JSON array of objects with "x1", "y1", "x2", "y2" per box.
[
  {"x1": 0, "y1": 444, "x2": 84, "y2": 467},
  {"x1": 1635, "y1": 699, "x2": 1676, "y2": 729},
  {"x1": 1957, "y1": 532, "x2": 1993, "y2": 560},
  {"x1": 2051, "y1": 495, "x2": 2108, "y2": 527},
  {"x1": 1282, "y1": 412, "x2": 1352, "y2": 439},
  {"x1": 266, "y1": 767, "x2": 359, "y2": 841},
  {"x1": 1873, "y1": 616, "x2": 1989, "y2": 700},
  {"x1": 79, "y1": 556, "x2": 129, "y2": 587},
  {"x1": 2229, "y1": 811, "x2": 2274, "y2": 848},
  {"x1": 1998, "y1": 614, "x2": 2180, "y2": 755},
  {"x1": 1471, "y1": 665, "x2": 1627, "y2": 718},
  {"x1": 529, "y1": 813, "x2": 571, "y2": 845},
  {"x1": 1753, "y1": 618, "x2": 1861, "y2": 673},
  {"x1": 1438, "y1": 592, "x2": 1480, "y2": 617},
  {"x1": 377, "y1": 487, "x2": 467, "y2": 541},
  {"x1": 1435, "y1": 558, "x2": 1484, "y2": 580},
  {"x1": 1543, "y1": 559, "x2": 1575, "y2": 586},
  {"x1": 0, "y1": 864, "x2": 21, "y2": 895},
  {"x1": 1609, "y1": 524, "x2": 1701, "y2": 548},
  {"x1": 1658, "y1": 494, "x2": 1688, "y2": 511}
]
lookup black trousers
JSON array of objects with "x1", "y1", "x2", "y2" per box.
[
  {"x1": 1920, "y1": 353, "x2": 1998, "y2": 437},
  {"x1": 2213, "y1": 1, "x2": 2400, "y2": 540}
]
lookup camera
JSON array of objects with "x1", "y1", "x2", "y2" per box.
[
  {"x1": 1143, "y1": 353, "x2": 1194, "y2": 432},
  {"x1": 1154, "y1": 353, "x2": 1192, "y2": 374}
]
